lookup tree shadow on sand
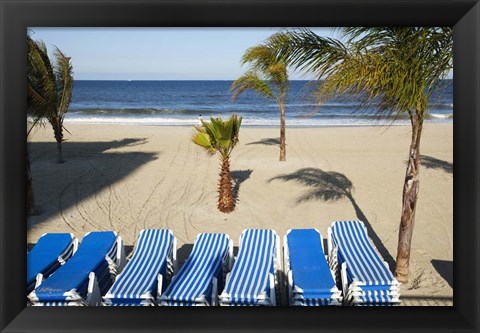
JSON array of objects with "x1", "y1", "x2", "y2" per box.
[
  {"x1": 420, "y1": 155, "x2": 453, "y2": 174},
  {"x1": 176, "y1": 243, "x2": 194, "y2": 268},
  {"x1": 231, "y1": 169, "x2": 253, "y2": 205},
  {"x1": 28, "y1": 138, "x2": 158, "y2": 229},
  {"x1": 431, "y1": 259, "x2": 453, "y2": 288},
  {"x1": 269, "y1": 167, "x2": 396, "y2": 271},
  {"x1": 29, "y1": 138, "x2": 149, "y2": 161},
  {"x1": 246, "y1": 138, "x2": 280, "y2": 146},
  {"x1": 176, "y1": 243, "x2": 240, "y2": 272}
]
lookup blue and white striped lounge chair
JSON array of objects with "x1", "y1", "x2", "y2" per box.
[
  {"x1": 27, "y1": 233, "x2": 78, "y2": 294},
  {"x1": 284, "y1": 229, "x2": 342, "y2": 306},
  {"x1": 159, "y1": 233, "x2": 232, "y2": 306},
  {"x1": 219, "y1": 229, "x2": 281, "y2": 306},
  {"x1": 327, "y1": 220, "x2": 401, "y2": 306},
  {"x1": 28, "y1": 231, "x2": 125, "y2": 306},
  {"x1": 103, "y1": 229, "x2": 176, "y2": 306}
]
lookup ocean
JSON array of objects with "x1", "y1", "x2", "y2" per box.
[{"x1": 66, "y1": 80, "x2": 453, "y2": 127}]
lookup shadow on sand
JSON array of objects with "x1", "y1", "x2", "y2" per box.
[
  {"x1": 420, "y1": 155, "x2": 453, "y2": 174},
  {"x1": 269, "y1": 167, "x2": 396, "y2": 271},
  {"x1": 176, "y1": 243, "x2": 194, "y2": 268},
  {"x1": 431, "y1": 259, "x2": 453, "y2": 288},
  {"x1": 176, "y1": 243, "x2": 240, "y2": 272},
  {"x1": 246, "y1": 138, "x2": 280, "y2": 146},
  {"x1": 28, "y1": 138, "x2": 158, "y2": 229},
  {"x1": 231, "y1": 169, "x2": 253, "y2": 205}
]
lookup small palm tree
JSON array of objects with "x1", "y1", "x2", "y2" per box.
[
  {"x1": 231, "y1": 45, "x2": 289, "y2": 161},
  {"x1": 267, "y1": 28, "x2": 453, "y2": 283},
  {"x1": 27, "y1": 37, "x2": 74, "y2": 164},
  {"x1": 192, "y1": 114, "x2": 242, "y2": 213}
]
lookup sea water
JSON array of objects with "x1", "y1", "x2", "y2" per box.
[{"x1": 65, "y1": 80, "x2": 453, "y2": 127}]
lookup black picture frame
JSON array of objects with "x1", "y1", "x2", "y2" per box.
[{"x1": 1, "y1": 0, "x2": 479, "y2": 332}]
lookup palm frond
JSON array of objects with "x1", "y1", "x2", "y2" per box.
[
  {"x1": 192, "y1": 131, "x2": 216, "y2": 155},
  {"x1": 266, "y1": 27, "x2": 452, "y2": 120},
  {"x1": 241, "y1": 45, "x2": 277, "y2": 72},
  {"x1": 231, "y1": 71, "x2": 275, "y2": 100},
  {"x1": 54, "y1": 47, "x2": 74, "y2": 119},
  {"x1": 192, "y1": 114, "x2": 243, "y2": 157},
  {"x1": 27, "y1": 37, "x2": 58, "y2": 123},
  {"x1": 233, "y1": 43, "x2": 289, "y2": 105},
  {"x1": 267, "y1": 29, "x2": 349, "y2": 78}
]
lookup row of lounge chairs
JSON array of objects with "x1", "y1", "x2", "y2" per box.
[{"x1": 27, "y1": 221, "x2": 400, "y2": 306}]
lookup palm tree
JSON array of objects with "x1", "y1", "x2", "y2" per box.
[
  {"x1": 27, "y1": 36, "x2": 74, "y2": 164},
  {"x1": 231, "y1": 45, "x2": 289, "y2": 161},
  {"x1": 192, "y1": 114, "x2": 242, "y2": 213},
  {"x1": 267, "y1": 28, "x2": 453, "y2": 283},
  {"x1": 26, "y1": 34, "x2": 52, "y2": 214}
]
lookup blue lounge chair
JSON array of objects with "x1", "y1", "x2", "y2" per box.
[
  {"x1": 328, "y1": 220, "x2": 400, "y2": 306},
  {"x1": 28, "y1": 231, "x2": 125, "y2": 306},
  {"x1": 103, "y1": 229, "x2": 176, "y2": 306},
  {"x1": 284, "y1": 229, "x2": 342, "y2": 306},
  {"x1": 219, "y1": 229, "x2": 280, "y2": 306},
  {"x1": 27, "y1": 233, "x2": 78, "y2": 294},
  {"x1": 159, "y1": 233, "x2": 232, "y2": 306}
]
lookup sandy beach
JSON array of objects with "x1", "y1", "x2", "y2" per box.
[{"x1": 27, "y1": 123, "x2": 453, "y2": 306}]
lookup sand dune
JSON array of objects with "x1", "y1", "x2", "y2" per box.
[{"x1": 27, "y1": 123, "x2": 453, "y2": 306}]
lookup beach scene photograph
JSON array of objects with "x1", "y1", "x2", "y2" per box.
[{"x1": 26, "y1": 27, "x2": 453, "y2": 307}]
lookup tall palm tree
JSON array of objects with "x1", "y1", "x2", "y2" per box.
[
  {"x1": 27, "y1": 36, "x2": 74, "y2": 164},
  {"x1": 231, "y1": 45, "x2": 289, "y2": 161},
  {"x1": 26, "y1": 34, "x2": 52, "y2": 214},
  {"x1": 192, "y1": 114, "x2": 242, "y2": 213},
  {"x1": 267, "y1": 28, "x2": 453, "y2": 283}
]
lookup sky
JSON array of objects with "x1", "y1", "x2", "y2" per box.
[
  {"x1": 29, "y1": 27, "x2": 453, "y2": 81},
  {"x1": 29, "y1": 27, "x2": 337, "y2": 80}
]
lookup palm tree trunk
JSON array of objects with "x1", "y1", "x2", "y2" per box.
[
  {"x1": 51, "y1": 119, "x2": 64, "y2": 163},
  {"x1": 26, "y1": 150, "x2": 35, "y2": 216},
  {"x1": 218, "y1": 156, "x2": 235, "y2": 213},
  {"x1": 279, "y1": 100, "x2": 286, "y2": 162},
  {"x1": 395, "y1": 112, "x2": 423, "y2": 283},
  {"x1": 56, "y1": 140, "x2": 64, "y2": 163}
]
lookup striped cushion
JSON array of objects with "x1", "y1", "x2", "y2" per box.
[
  {"x1": 221, "y1": 229, "x2": 277, "y2": 305},
  {"x1": 349, "y1": 294, "x2": 401, "y2": 304},
  {"x1": 105, "y1": 229, "x2": 173, "y2": 302},
  {"x1": 160, "y1": 233, "x2": 230, "y2": 304},
  {"x1": 331, "y1": 221, "x2": 396, "y2": 286}
]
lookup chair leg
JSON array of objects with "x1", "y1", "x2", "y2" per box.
[
  {"x1": 211, "y1": 277, "x2": 218, "y2": 306},
  {"x1": 341, "y1": 262, "x2": 349, "y2": 306},
  {"x1": 228, "y1": 239, "x2": 234, "y2": 271},
  {"x1": 283, "y1": 234, "x2": 291, "y2": 306},
  {"x1": 157, "y1": 273, "x2": 164, "y2": 298},
  {"x1": 327, "y1": 227, "x2": 333, "y2": 262},
  {"x1": 287, "y1": 270, "x2": 293, "y2": 306},
  {"x1": 116, "y1": 236, "x2": 126, "y2": 271},
  {"x1": 172, "y1": 236, "x2": 178, "y2": 275},
  {"x1": 72, "y1": 237, "x2": 79, "y2": 254},
  {"x1": 269, "y1": 273, "x2": 276, "y2": 306},
  {"x1": 34, "y1": 273, "x2": 44, "y2": 289},
  {"x1": 86, "y1": 272, "x2": 101, "y2": 306}
]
